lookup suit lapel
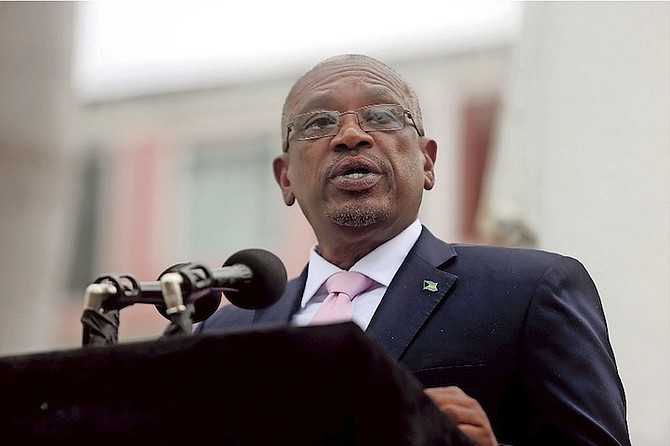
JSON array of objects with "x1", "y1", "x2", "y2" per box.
[{"x1": 366, "y1": 228, "x2": 458, "y2": 360}]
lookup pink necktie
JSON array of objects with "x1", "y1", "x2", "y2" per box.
[{"x1": 309, "y1": 271, "x2": 374, "y2": 325}]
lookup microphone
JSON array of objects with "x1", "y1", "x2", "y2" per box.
[
  {"x1": 86, "y1": 249, "x2": 287, "y2": 322},
  {"x1": 219, "y1": 248, "x2": 287, "y2": 310}
]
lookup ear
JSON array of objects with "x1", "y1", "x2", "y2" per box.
[
  {"x1": 420, "y1": 138, "x2": 438, "y2": 190},
  {"x1": 273, "y1": 153, "x2": 295, "y2": 206}
]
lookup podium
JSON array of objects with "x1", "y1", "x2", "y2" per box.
[{"x1": 0, "y1": 323, "x2": 472, "y2": 445}]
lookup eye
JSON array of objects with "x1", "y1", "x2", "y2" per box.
[
  {"x1": 362, "y1": 106, "x2": 402, "y2": 127},
  {"x1": 300, "y1": 112, "x2": 338, "y2": 133}
]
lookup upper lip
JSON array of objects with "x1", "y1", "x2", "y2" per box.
[{"x1": 328, "y1": 156, "x2": 383, "y2": 179}]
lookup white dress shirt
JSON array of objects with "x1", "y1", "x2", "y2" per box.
[{"x1": 292, "y1": 220, "x2": 422, "y2": 330}]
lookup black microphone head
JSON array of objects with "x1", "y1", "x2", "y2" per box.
[
  {"x1": 222, "y1": 249, "x2": 287, "y2": 310},
  {"x1": 154, "y1": 262, "x2": 222, "y2": 322}
]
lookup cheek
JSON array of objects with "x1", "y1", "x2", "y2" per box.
[
  {"x1": 288, "y1": 152, "x2": 321, "y2": 194},
  {"x1": 392, "y1": 150, "x2": 427, "y2": 189}
]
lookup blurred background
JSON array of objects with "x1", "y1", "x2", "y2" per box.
[{"x1": 0, "y1": 1, "x2": 667, "y2": 444}]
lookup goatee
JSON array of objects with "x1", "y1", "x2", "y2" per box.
[{"x1": 326, "y1": 204, "x2": 390, "y2": 228}]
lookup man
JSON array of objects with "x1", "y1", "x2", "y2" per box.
[{"x1": 198, "y1": 54, "x2": 630, "y2": 445}]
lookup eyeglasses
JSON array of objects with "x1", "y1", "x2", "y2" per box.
[{"x1": 284, "y1": 103, "x2": 423, "y2": 151}]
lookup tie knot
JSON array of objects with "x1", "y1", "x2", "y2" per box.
[{"x1": 325, "y1": 271, "x2": 374, "y2": 300}]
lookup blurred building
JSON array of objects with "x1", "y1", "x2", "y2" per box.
[{"x1": 0, "y1": 2, "x2": 667, "y2": 445}]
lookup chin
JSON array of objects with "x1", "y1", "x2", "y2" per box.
[{"x1": 326, "y1": 204, "x2": 391, "y2": 228}]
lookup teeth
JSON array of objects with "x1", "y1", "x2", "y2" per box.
[{"x1": 343, "y1": 172, "x2": 366, "y2": 179}]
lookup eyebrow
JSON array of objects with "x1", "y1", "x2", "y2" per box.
[{"x1": 296, "y1": 95, "x2": 334, "y2": 114}]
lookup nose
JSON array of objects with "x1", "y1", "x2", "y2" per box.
[{"x1": 329, "y1": 114, "x2": 374, "y2": 151}]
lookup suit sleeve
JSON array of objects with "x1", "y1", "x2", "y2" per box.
[{"x1": 519, "y1": 256, "x2": 630, "y2": 445}]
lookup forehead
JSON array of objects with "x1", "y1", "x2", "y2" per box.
[{"x1": 288, "y1": 60, "x2": 409, "y2": 115}]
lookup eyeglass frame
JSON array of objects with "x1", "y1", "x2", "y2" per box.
[{"x1": 284, "y1": 103, "x2": 424, "y2": 152}]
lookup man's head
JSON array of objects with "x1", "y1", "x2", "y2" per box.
[
  {"x1": 273, "y1": 54, "x2": 437, "y2": 268},
  {"x1": 280, "y1": 55, "x2": 426, "y2": 152}
]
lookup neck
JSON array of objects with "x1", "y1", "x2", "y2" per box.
[{"x1": 315, "y1": 221, "x2": 410, "y2": 270}]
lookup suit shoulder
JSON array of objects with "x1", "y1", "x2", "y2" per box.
[
  {"x1": 448, "y1": 243, "x2": 589, "y2": 277},
  {"x1": 451, "y1": 243, "x2": 576, "y2": 262}
]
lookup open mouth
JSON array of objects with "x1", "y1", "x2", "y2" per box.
[
  {"x1": 329, "y1": 157, "x2": 382, "y2": 180},
  {"x1": 340, "y1": 167, "x2": 372, "y2": 179},
  {"x1": 329, "y1": 157, "x2": 383, "y2": 191}
]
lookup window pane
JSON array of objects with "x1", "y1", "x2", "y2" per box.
[
  {"x1": 67, "y1": 151, "x2": 104, "y2": 292},
  {"x1": 179, "y1": 139, "x2": 278, "y2": 262}
]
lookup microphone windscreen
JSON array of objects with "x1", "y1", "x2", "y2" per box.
[{"x1": 222, "y1": 249, "x2": 287, "y2": 309}]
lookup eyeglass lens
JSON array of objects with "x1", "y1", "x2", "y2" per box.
[{"x1": 294, "y1": 104, "x2": 405, "y2": 140}]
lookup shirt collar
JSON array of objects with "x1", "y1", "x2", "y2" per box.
[{"x1": 300, "y1": 220, "x2": 422, "y2": 307}]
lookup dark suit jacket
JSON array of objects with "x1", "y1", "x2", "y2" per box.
[{"x1": 198, "y1": 227, "x2": 630, "y2": 445}]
